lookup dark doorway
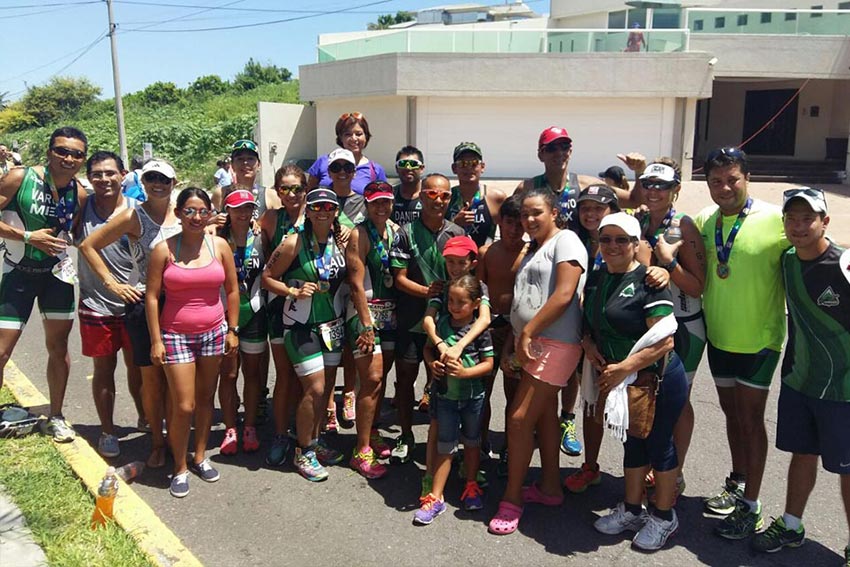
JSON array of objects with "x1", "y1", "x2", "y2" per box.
[{"x1": 742, "y1": 89, "x2": 798, "y2": 155}]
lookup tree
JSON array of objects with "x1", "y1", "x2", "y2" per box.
[
  {"x1": 139, "y1": 81, "x2": 183, "y2": 105},
  {"x1": 20, "y1": 77, "x2": 101, "y2": 126},
  {"x1": 233, "y1": 58, "x2": 292, "y2": 92},
  {"x1": 367, "y1": 11, "x2": 415, "y2": 30},
  {"x1": 189, "y1": 74, "x2": 228, "y2": 96}
]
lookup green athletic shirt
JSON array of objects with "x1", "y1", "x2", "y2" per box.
[
  {"x1": 694, "y1": 199, "x2": 790, "y2": 353},
  {"x1": 582, "y1": 265, "x2": 674, "y2": 372},
  {"x1": 271, "y1": 207, "x2": 302, "y2": 251},
  {"x1": 781, "y1": 243, "x2": 850, "y2": 401},
  {"x1": 360, "y1": 219, "x2": 397, "y2": 302},
  {"x1": 281, "y1": 230, "x2": 346, "y2": 327},
  {"x1": 432, "y1": 316, "x2": 493, "y2": 401},
  {"x1": 1, "y1": 167, "x2": 78, "y2": 267},
  {"x1": 390, "y1": 218, "x2": 464, "y2": 332}
]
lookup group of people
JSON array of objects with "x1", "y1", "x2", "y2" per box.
[{"x1": 0, "y1": 114, "x2": 847, "y2": 562}]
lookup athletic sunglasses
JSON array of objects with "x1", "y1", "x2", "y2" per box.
[
  {"x1": 182, "y1": 207, "x2": 213, "y2": 219},
  {"x1": 396, "y1": 158, "x2": 423, "y2": 170},
  {"x1": 454, "y1": 159, "x2": 480, "y2": 168},
  {"x1": 423, "y1": 190, "x2": 451, "y2": 202},
  {"x1": 329, "y1": 162, "x2": 356, "y2": 174},
  {"x1": 231, "y1": 139, "x2": 258, "y2": 153},
  {"x1": 642, "y1": 180, "x2": 678, "y2": 191},
  {"x1": 307, "y1": 202, "x2": 338, "y2": 212},
  {"x1": 706, "y1": 146, "x2": 745, "y2": 162},
  {"x1": 51, "y1": 146, "x2": 86, "y2": 159},
  {"x1": 599, "y1": 235, "x2": 635, "y2": 245},
  {"x1": 277, "y1": 184, "x2": 305, "y2": 194},
  {"x1": 542, "y1": 141, "x2": 571, "y2": 153},
  {"x1": 142, "y1": 172, "x2": 172, "y2": 184}
]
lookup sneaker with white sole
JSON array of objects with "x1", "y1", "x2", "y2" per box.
[
  {"x1": 170, "y1": 471, "x2": 189, "y2": 498},
  {"x1": 189, "y1": 458, "x2": 220, "y2": 482},
  {"x1": 97, "y1": 433, "x2": 120, "y2": 458},
  {"x1": 41, "y1": 415, "x2": 76, "y2": 443},
  {"x1": 633, "y1": 510, "x2": 679, "y2": 551},
  {"x1": 594, "y1": 502, "x2": 649, "y2": 535}
]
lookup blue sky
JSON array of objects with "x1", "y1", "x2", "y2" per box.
[{"x1": 3, "y1": 0, "x2": 538, "y2": 101}]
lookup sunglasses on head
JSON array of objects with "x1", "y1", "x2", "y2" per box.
[
  {"x1": 182, "y1": 207, "x2": 212, "y2": 219},
  {"x1": 423, "y1": 189, "x2": 451, "y2": 202},
  {"x1": 143, "y1": 172, "x2": 172, "y2": 184},
  {"x1": 277, "y1": 184, "x2": 304, "y2": 194},
  {"x1": 51, "y1": 146, "x2": 86, "y2": 160},
  {"x1": 454, "y1": 159, "x2": 480, "y2": 169},
  {"x1": 543, "y1": 141, "x2": 571, "y2": 153},
  {"x1": 339, "y1": 112, "x2": 364, "y2": 121},
  {"x1": 329, "y1": 162, "x2": 355, "y2": 174},
  {"x1": 706, "y1": 146, "x2": 745, "y2": 162},
  {"x1": 599, "y1": 235, "x2": 634, "y2": 245},
  {"x1": 232, "y1": 140, "x2": 257, "y2": 151},
  {"x1": 396, "y1": 158, "x2": 423, "y2": 170},
  {"x1": 308, "y1": 202, "x2": 338, "y2": 212},
  {"x1": 642, "y1": 180, "x2": 677, "y2": 191},
  {"x1": 364, "y1": 182, "x2": 393, "y2": 197},
  {"x1": 784, "y1": 187, "x2": 824, "y2": 199}
]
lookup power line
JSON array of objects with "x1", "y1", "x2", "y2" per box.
[
  {"x1": 125, "y1": 0, "x2": 245, "y2": 33},
  {"x1": 0, "y1": 31, "x2": 108, "y2": 85},
  {"x1": 114, "y1": 0, "x2": 396, "y2": 14},
  {"x1": 50, "y1": 33, "x2": 109, "y2": 79},
  {"x1": 0, "y1": 1, "x2": 98, "y2": 9},
  {"x1": 121, "y1": 0, "x2": 393, "y2": 33}
]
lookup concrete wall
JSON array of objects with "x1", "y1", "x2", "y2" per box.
[
  {"x1": 550, "y1": 13, "x2": 609, "y2": 28},
  {"x1": 313, "y1": 96, "x2": 409, "y2": 177},
  {"x1": 255, "y1": 102, "x2": 316, "y2": 189},
  {"x1": 700, "y1": 78, "x2": 849, "y2": 160},
  {"x1": 550, "y1": 0, "x2": 833, "y2": 19}
]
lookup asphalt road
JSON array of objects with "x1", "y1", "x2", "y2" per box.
[{"x1": 9, "y1": 181, "x2": 850, "y2": 566}]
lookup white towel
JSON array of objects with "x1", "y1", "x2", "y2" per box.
[{"x1": 582, "y1": 314, "x2": 678, "y2": 442}]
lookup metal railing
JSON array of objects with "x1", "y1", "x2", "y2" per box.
[{"x1": 684, "y1": 8, "x2": 850, "y2": 36}]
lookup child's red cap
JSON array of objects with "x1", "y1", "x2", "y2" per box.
[{"x1": 442, "y1": 235, "x2": 478, "y2": 258}]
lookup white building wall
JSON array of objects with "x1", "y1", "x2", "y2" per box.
[{"x1": 254, "y1": 102, "x2": 316, "y2": 189}]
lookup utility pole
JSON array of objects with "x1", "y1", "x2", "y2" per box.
[{"x1": 106, "y1": 0, "x2": 128, "y2": 166}]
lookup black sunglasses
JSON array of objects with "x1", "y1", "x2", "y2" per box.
[
  {"x1": 51, "y1": 146, "x2": 86, "y2": 159},
  {"x1": 143, "y1": 172, "x2": 172, "y2": 184},
  {"x1": 706, "y1": 146, "x2": 745, "y2": 163},
  {"x1": 329, "y1": 162, "x2": 355, "y2": 174}
]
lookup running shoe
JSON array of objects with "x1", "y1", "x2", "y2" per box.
[
  {"x1": 559, "y1": 416, "x2": 582, "y2": 456},
  {"x1": 41, "y1": 415, "x2": 76, "y2": 443},
  {"x1": 715, "y1": 500, "x2": 763, "y2": 540},
  {"x1": 342, "y1": 391, "x2": 356, "y2": 424},
  {"x1": 420, "y1": 473, "x2": 433, "y2": 500},
  {"x1": 751, "y1": 516, "x2": 805, "y2": 553},
  {"x1": 417, "y1": 391, "x2": 430, "y2": 413},
  {"x1": 242, "y1": 426, "x2": 259, "y2": 453},
  {"x1": 413, "y1": 494, "x2": 446, "y2": 525},
  {"x1": 461, "y1": 481, "x2": 484, "y2": 511},
  {"x1": 350, "y1": 446, "x2": 387, "y2": 479},
  {"x1": 294, "y1": 447, "x2": 328, "y2": 482},
  {"x1": 324, "y1": 404, "x2": 339, "y2": 433},
  {"x1": 97, "y1": 433, "x2": 120, "y2": 458},
  {"x1": 594, "y1": 502, "x2": 649, "y2": 535},
  {"x1": 220, "y1": 427, "x2": 238, "y2": 456},
  {"x1": 705, "y1": 476, "x2": 745, "y2": 515},
  {"x1": 390, "y1": 433, "x2": 415, "y2": 464},
  {"x1": 265, "y1": 434, "x2": 290, "y2": 467},
  {"x1": 190, "y1": 458, "x2": 221, "y2": 482},
  {"x1": 633, "y1": 510, "x2": 679, "y2": 551},
  {"x1": 169, "y1": 471, "x2": 189, "y2": 498},
  {"x1": 315, "y1": 438, "x2": 344, "y2": 466},
  {"x1": 564, "y1": 463, "x2": 601, "y2": 493},
  {"x1": 369, "y1": 429, "x2": 392, "y2": 459}
]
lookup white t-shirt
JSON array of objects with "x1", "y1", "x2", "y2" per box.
[{"x1": 511, "y1": 229, "x2": 587, "y2": 344}]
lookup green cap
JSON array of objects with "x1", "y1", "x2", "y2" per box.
[
  {"x1": 452, "y1": 141, "x2": 483, "y2": 162},
  {"x1": 231, "y1": 139, "x2": 259, "y2": 158}
]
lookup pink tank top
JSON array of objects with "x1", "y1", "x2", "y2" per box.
[{"x1": 160, "y1": 236, "x2": 226, "y2": 334}]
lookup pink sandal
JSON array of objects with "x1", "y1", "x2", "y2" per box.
[
  {"x1": 488, "y1": 501, "x2": 523, "y2": 535},
  {"x1": 522, "y1": 483, "x2": 564, "y2": 507}
]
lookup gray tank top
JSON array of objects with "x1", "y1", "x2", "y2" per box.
[
  {"x1": 130, "y1": 206, "x2": 182, "y2": 291},
  {"x1": 75, "y1": 197, "x2": 137, "y2": 316}
]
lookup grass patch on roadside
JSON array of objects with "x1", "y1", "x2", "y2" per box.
[{"x1": 0, "y1": 387, "x2": 154, "y2": 567}]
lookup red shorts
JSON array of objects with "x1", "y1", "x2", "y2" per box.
[{"x1": 79, "y1": 309, "x2": 132, "y2": 358}]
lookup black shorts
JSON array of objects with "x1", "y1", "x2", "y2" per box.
[
  {"x1": 776, "y1": 383, "x2": 850, "y2": 474},
  {"x1": 395, "y1": 329, "x2": 427, "y2": 365},
  {"x1": 0, "y1": 263, "x2": 74, "y2": 330},
  {"x1": 707, "y1": 342, "x2": 780, "y2": 390},
  {"x1": 125, "y1": 301, "x2": 153, "y2": 367}
]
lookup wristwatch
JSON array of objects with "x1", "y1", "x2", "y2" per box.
[
  {"x1": 661, "y1": 258, "x2": 678, "y2": 272},
  {"x1": 227, "y1": 325, "x2": 240, "y2": 335}
]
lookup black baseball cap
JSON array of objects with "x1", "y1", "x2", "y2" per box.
[{"x1": 577, "y1": 184, "x2": 620, "y2": 211}]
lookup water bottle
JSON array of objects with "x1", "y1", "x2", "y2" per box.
[
  {"x1": 91, "y1": 467, "x2": 119, "y2": 528},
  {"x1": 116, "y1": 461, "x2": 145, "y2": 482},
  {"x1": 529, "y1": 339, "x2": 545, "y2": 359},
  {"x1": 665, "y1": 225, "x2": 682, "y2": 245}
]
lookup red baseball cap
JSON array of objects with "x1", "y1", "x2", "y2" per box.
[
  {"x1": 224, "y1": 189, "x2": 257, "y2": 208},
  {"x1": 363, "y1": 181, "x2": 394, "y2": 202},
  {"x1": 538, "y1": 126, "x2": 572, "y2": 147},
  {"x1": 442, "y1": 235, "x2": 478, "y2": 258}
]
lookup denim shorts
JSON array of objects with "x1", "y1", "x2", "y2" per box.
[{"x1": 434, "y1": 394, "x2": 484, "y2": 455}]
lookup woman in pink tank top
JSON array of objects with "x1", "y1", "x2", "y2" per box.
[{"x1": 146, "y1": 187, "x2": 240, "y2": 498}]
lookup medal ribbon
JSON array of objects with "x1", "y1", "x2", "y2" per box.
[
  {"x1": 714, "y1": 197, "x2": 752, "y2": 266},
  {"x1": 366, "y1": 219, "x2": 391, "y2": 273},
  {"x1": 466, "y1": 188, "x2": 482, "y2": 236},
  {"x1": 45, "y1": 171, "x2": 77, "y2": 233},
  {"x1": 643, "y1": 208, "x2": 675, "y2": 248},
  {"x1": 310, "y1": 230, "x2": 335, "y2": 285},
  {"x1": 231, "y1": 229, "x2": 255, "y2": 284}
]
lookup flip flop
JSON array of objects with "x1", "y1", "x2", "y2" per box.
[
  {"x1": 522, "y1": 483, "x2": 564, "y2": 507},
  {"x1": 488, "y1": 501, "x2": 523, "y2": 535}
]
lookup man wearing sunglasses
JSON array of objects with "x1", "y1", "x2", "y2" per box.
[
  {"x1": 0, "y1": 126, "x2": 88, "y2": 442},
  {"x1": 693, "y1": 146, "x2": 790, "y2": 540},
  {"x1": 389, "y1": 173, "x2": 465, "y2": 462},
  {"x1": 392, "y1": 145, "x2": 425, "y2": 226},
  {"x1": 448, "y1": 142, "x2": 506, "y2": 249}
]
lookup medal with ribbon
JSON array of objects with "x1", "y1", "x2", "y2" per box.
[
  {"x1": 366, "y1": 219, "x2": 393, "y2": 289},
  {"x1": 45, "y1": 171, "x2": 77, "y2": 236},
  {"x1": 714, "y1": 197, "x2": 752, "y2": 279},
  {"x1": 231, "y1": 229, "x2": 255, "y2": 294},
  {"x1": 310, "y1": 231, "x2": 335, "y2": 293},
  {"x1": 643, "y1": 208, "x2": 675, "y2": 248}
]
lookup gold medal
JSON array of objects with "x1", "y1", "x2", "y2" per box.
[
  {"x1": 318, "y1": 280, "x2": 331, "y2": 293},
  {"x1": 383, "y1": 272, "x2": 393, "y2": 288},
  {"x1": 717, "y1": 263, "x2": 730, "y2": 279}
]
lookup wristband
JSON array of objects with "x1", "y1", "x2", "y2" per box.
[
  {"x1": 435, "y1": 340, "x2": 445, "y2": 347},
  {"x1": 661, "y1": 258, "x2": 678, "y2": 272},
  {"x1": 23, "y1": 231, "x2": 31, "y2": 243}
]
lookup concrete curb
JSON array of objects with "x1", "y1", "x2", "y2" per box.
[{"x1": 4, "y1": 360, "x2": 203, "y2": 567}]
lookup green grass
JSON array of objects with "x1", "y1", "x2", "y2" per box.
[{"x1": 0, "y1": 388, "x2": 154, "y2": 567}]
